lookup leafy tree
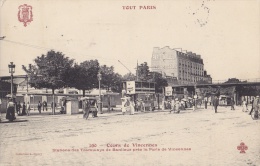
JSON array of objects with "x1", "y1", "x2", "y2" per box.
[
  {"x1": 100, "y1": 65, "x2": 122, "y2": 92},
  {"x1": 149, "y1": 72, "x2": 168, "y2": 93},
  {"x1": 72, "y1": 60, "x2": 100, "y2": 96},
  {"x1": 22, "y1": 50, "x2": 74, "y2": 114},
  {"x1": 137, "y1": 62, "x2": 150, "y2": 81},
  {"x1": 122, "y1": 72, "x2": 136, "y2": 81}
]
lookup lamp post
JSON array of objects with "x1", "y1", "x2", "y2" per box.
[
  {"x1": 8, "y1": 62, "x2": 16, "y2": 98},
  {"x1": 97, "y1": 71, "x2": 102, "y2": 114}
]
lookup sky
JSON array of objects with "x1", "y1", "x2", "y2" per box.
[{"x1": 0, "y1": 0, "x2": 259, "y2": 81}]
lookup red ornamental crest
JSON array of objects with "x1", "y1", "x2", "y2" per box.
[{"x1": 18, "y1": 4, "x2": 33, "y2": 27}]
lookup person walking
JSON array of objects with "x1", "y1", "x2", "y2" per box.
[
  {"x1": 22, "y1": 102, "x2": 26, "y2": 115},
  {"x1": 175, "y1": 98, "x2": 180, "y2": 114},
  {"x1": 231, "y1": 98, "x2": 235, "y2": 110},
  {"x1": 43, "y1": 101, "x2": 47, "y2": 111},
  {"x1": 37, "y1": 101, "x2": 42, "y2": 114},
  {"x1": 204, "y1": 98, "x2": 208, "y2": 109},
  {"x1": 16, "y1": 101, "x2": 21, "y2": 115},
  {"x1": 170, "y1": 98, "x2": 175, "y2": 113},
  {"x1": 250, "y1": 96, "x2": 259, "y2": 118},
  {"x1": 192, "y1": 99, "x2": 196, "y2": 111},
  {"x1": 213, "y1": 96, "x2": 219, "y2": 113},
  {"x1": 6, "y1": 98, "x2": 16, "y2": 121},
  {"x1": 249, "y1": 97, "x2": 255, "y2": 115},
  {"x1": 242, "y1": 100, "x2": 247, "y2": 112},
  {"x1": 26, "y1": 102, "x2": 31, "y2": 116},
  {"x1": 130, "y1": 97, "x2": 135, "y2": 115}
]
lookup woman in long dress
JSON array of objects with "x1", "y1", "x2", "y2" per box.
[
  {"x1": 170, "y1": 99, "x2": 175, "y2": 113},
  {"x1": 242, "y1": 100, "x2": 247, "y2": 112},
  {"x1": 130, "y1": 98, "x2": 135, "y2": 115},
  {"x1": 22, "y1": 102, "x2": 26, "y2": 115},
  {"x1": 6, "y1": 98, "x2": 16, "y2": 121},
  {"x1": 175, "y1": 98, "x2": 180, "y2": 114}
]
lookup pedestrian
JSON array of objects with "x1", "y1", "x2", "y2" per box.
[
  {"x1": 37, "y1": 101, "x2": 42, "y2": 114},
  {"x1": 43, "y1": 101, "x2": 47, "y2": 111},
  {"x1": 170, "y1": 98, "x2": 175, "y2": 113},
  {"x1": 16, "y1": 101, "x2": 21, "y2": 115},
  {"x1": 192, "y1": 99, "x2": 196, "y2": 111},
  {"x1": 130, "y1": 97, "x2": 135, "y2": 115},
  {"x1": 252, "y1": 96, "x2": 259, "y2": 119},
  {"x1": 90, "y1": 100, "x2": 98, "y2": 118},
  {"x1": 22, "y1": 102, "x2": 26, "y2": 115},
  {"x1": 249, "y1": 97, "x2": 254, "y2": 115},
  {"x1": 242, "y1": 100, "x2": 247, "y2": 112},
  {"x1": 6, "y1": 98, "x2": 16, "y2": 121},
  {"x1": 213, "y1": 96, "x2": 219, "y2": 113},
  {"x1": 121, "y1": 97, "x2": 128, "y2": 115},
  {"x1": 175, "y1": 98, "x2": 180, "y2": 113},
  {"x1": 26, "y1": 102, "x2": 31, "y2": 116},
  {"x1": 204, "y1": 98, "x2": 208, "y2": 109},
  {"x1": 249, "y1": 96, "x2": 259, "y2": 117},
  {"x1": 231, "y1": 98, "x2": 235, "y2": 110}
]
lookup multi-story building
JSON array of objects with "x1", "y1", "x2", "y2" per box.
[{"x1": 151, "y1": 46, "x2": 212, "y2": 85}]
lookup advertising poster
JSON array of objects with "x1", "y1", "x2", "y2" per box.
[{"x1": 0, "y1": 0, "x2": 259, "y2": 165}]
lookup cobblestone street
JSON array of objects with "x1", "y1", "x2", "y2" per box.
[{"x1": 0, "y1": 106, "x2": 260, "y2": 166}]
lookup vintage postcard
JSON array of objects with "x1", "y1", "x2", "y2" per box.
[{"x1": 0, "y1": 0, "x2": 259, "y2": 165}]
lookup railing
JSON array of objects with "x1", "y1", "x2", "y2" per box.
[{"x1": 212, "y1": 78, "x2": 260, "y2": 84}]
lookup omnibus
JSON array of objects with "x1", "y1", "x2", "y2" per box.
[{"x1": 122, "y1": 81, "x2": 157, "y2": 111}]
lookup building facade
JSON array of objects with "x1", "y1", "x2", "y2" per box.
[{"x1": 151, "y1": 46, "x2": 212, "y2": 85}]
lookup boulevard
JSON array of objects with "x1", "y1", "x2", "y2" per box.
[{"x1": 0, "y1": 106, "x2": 259, "y2": 166}]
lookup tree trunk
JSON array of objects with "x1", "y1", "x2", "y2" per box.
[{"x1": 52, "y1": 88, "x2": 55, "y2": 115}]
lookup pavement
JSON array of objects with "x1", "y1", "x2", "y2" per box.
[{"x1": 0, "y1": 106, "x2": 259, "y2": 166}]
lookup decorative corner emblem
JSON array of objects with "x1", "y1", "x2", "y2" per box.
[
  {"x1": 237, "y1": 142, "x2": 248, "y2": 153},
  {"x1": 18, "y1": 4, "x2": 33, "y2": 27}
]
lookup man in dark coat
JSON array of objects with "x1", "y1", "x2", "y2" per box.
[{"x1": 213, "y1": 96, "x2": 219, "y2": 113}]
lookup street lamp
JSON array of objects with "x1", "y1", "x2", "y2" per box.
[
  {"x1": 8, "y1": 62, "x2": 15, "y2": 98},
  {"x1": 97, "y1": 71, "x2": 102, "y2": 114}
]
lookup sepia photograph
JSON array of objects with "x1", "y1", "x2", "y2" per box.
[{"x1": 0, "y1": 0, "x2": 259, "y2": 165}]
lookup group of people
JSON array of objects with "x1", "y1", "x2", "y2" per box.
[
  {"x1": 121, "y1": 97, "x2": 135, "y2": 115},
  {"x1": 36, "y1": 101, "x2": 49, "y2": 113},
  {"x1": 82, "y1": 99, "x2": 98, "y2": 118},
  {"x1": 5, "y1": 98, "x2": 31, "y2": 121},
  {"x1": 169, "y1": 98, "x2": 181, "y2": 114}
]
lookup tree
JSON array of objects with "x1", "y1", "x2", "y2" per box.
[
  {"x1": 150, "y1": 72, "x2": 168, "y2": 93},
  {"x1": 137, "y1": 62, "x2": 150, "y2": 81},
  {"x1": 72, "y1": 60, "x2": 100, "y2": 96},
  {"x1": 122, "y1": 72, "x2": 136, "y2": 81},
  {"x1": 23, "y1": 50, "x2": 74, "y2": 114},
  {"x1": 100, "y1": 65, "x2": 122, "y2": 92}
]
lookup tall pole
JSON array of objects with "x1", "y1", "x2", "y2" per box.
[
  {"x1": 26, "y1": 75, "x2": 28, "y2": 93},
  {"x1": 11, "y1": 73, "x2": 13, "y2": 97},
  {"x1": 8, "y1": 62, "x2": 15, "y2": 98},
  {"x1": 98, "y1": 72, "x2": 102, "y2": 114},
  {"x1": 99, "y1": 78, "x2": 101, "y2": 113}
]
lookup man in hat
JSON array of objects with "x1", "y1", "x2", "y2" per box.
[
  {"x1": 249, "y1": 96, "x2": 259, "y2": 117},
  {"x1": 212, "y1": 96, "x2": 219, "y2": 113}
]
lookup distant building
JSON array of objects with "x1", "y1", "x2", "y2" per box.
[{"x1": 151, "y1": 46, "x2": 212, "y2": 85}]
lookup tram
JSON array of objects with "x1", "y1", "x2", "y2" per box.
[{"x1": 122, "y1": 81, "x2": 157, "y2": 111}]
